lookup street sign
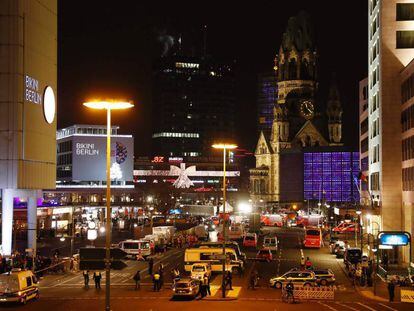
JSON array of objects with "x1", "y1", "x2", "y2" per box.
[{"x1": 79, "y1": 248, "x2": 128, "y2": 270}]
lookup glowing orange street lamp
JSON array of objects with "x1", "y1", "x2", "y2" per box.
[
  {"x1": 212, "y1": 143, "x2": 237, "y2": 298},
  {"x1": 83, "y1": 100, "x2": 133, "y2": 311}
]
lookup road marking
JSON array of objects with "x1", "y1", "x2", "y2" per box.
[
  {"x1": 224, "y1": 286, "x2": 241, "y2": 298},
  {"x1": 377, "y1": 303, "x2": 398, "y2": 311},
  {"x1": 335, "y1": 302, "x2": 360, "y2": 311},
  {"x1": 318, "y1": 301, "x2": 339, "y2": 311},
  {"x1": 356, "y1": 302, "x2": 378, "y2": 311},
  {"x1": 210, "y1": 285, "x2": 219, "y2": 296},
  {"x1": 51, "y1": 274, "x2": 81, "y2": 287}
]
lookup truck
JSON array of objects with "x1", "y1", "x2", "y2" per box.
[
  {"x1": 193, "y1": 225, "x2": 209, "y2": 241},
  {"x1": 152, "y1": 226, "x2": 176, "y2": 243}
]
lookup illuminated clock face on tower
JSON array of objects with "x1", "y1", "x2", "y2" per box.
[
  {"x1": 43, "y1": 86, "x2": 56, "y2": 124},
  {"x1": 300, "y1": 100, "x2": 315, "y2": 120}
]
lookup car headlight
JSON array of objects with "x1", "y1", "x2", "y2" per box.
[{"x1": 189, "y1": 289, "x2": 192, "y2": 293}]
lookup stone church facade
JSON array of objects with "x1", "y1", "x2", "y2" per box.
[{"x1": 250, "y1": 11, "x2": 343, "y2": 205}]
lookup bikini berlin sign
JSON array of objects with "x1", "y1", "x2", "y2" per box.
[
  {"x1": 72, "y1": 135, "x2": 133, "y2": 182},
  {"x1": 25, "y1": 75, "x2": 42, "y2": 104}
]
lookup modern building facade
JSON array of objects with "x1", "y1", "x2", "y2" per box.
[
  {"x1": 257, "y1": 72, "x2": 277, "y2": 137},
  {"x1": 362, "y1": 0, "x2": 414, "y2": 263},
  {"x1": 250, "y1": 11, "x2": 345, "y2": 206},
  {"x1": 359, "y1": 78, "x2": 370, "y2": 206},
  {"x1": 0, "y1": 0, "x2": 57, "y2": 256},
  {"x1": 152, "y1": 55, "x2": 236, "y2": 158},
  {"x1": 56, "y1": 125, "x2": 134, "y2": 185}
]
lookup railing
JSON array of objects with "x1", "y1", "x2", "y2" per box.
[{"x1": 377, "y1": 265, "x2": 387, "y2": 281}]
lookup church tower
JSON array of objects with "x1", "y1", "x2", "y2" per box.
[
  {"x1": 326, "y1": 76, "x2": 343, "y2": 145},
  {"x1": 275, "y1": 11, "x2": 317, "y2": 105}
]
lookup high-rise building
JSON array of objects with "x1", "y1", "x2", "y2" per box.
[
  {"x1": 257, "y1": 72, "x2": 277, "y2": 137},
  {"x1": 152, "y1": 55, "x2": 235, "y2": 158},
  {"x1": 363, "y1": 0, "x2": 414, "y2": 263},
  {"x1": 0, "y1": 0, "x2": 57, "y2": 256},
  {"x1": 359, "y1": 78, "x2": 370, "y2": 206}
]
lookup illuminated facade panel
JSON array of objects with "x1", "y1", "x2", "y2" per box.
[{"x1": 303, "y1": 152, "x2": 360, "y2": 203}]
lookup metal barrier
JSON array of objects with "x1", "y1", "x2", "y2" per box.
[
  {"x1": 292, "y1": 286, "x2": 335, "y2": 301},
  {"x1": 377, "y1": 265, "x2": 387, "y2": 281}
]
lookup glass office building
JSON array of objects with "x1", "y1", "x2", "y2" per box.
[{"x1": 304, "y1": 152, "x2": 360, "y2": 203}]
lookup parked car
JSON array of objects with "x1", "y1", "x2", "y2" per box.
[
  {"x1": 172, "y1": 279, "x2": 200, "y2": 299},
  {"x1": 269, "y1": 270, "x2": 316, "y2": 289},
  {"x1": 344, "y1": 248, "x2": 362, "y2": 266},
  {"x1": 335, "y1": 243, "x2": 346, "y2": 258},
  {"x1": 0, "y1": 269, "x2": 39, "y2": 304},
  {"x1": 243, "y1": 233, "x2": 258, "y2": 248},
  {"x1": 328, "y1": 237, "x2": 340, "y2": 253},
  {"x1": 190, "y1": 263, "x2": 211, "y2": 281},
  {"x1": 263, "y1": 236, "x2": 278, "y2": 251},
  {"x1": 256, "y1": 248, "x2": 273, "y2": 262},
  {"x1": 313, "y1": 269, "x2": 336, "y2": 286},
  {"x1": 330, "y1": 240, "x2": 345, "y2": 255}
]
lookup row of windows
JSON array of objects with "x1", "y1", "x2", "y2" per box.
[
  {"x1": 361, "y1": 137, "x2": 368, "y2": 154},
  {"x1": 401, "y1": 104, "x2": 414, "y2": 132},
  {"x1": 397, "y1": 3, "x2": 414, "y2": 21},
  {"x1": 370, "y1": 67, "x2": 379, "y2": 89},
  {"x1": 360, "y1": 118, "x2": 368, "y2": 136},
  {"x1": 57, "y1": 127, "x2": 117, "y2": 139},
  {"x1": 57, "y1": 154, "x2": 72, "y2": 166},
  {"x1": 57, "y1": 168, "x2": 72, "y2": 178},
  {"x1": 370, "y1": 41, "x2": 379, "y2": 65},
  {"x1": 401, "y1": 73, "x2": 414, "y2": 104},
  {"x1": 402, "y1": 135, "x2": 414, "y2": 161},
  {"x1": 370, "y1": 172, "x2": 380, "y2": 191},
  {"x1": 371, "y1": 93, "x2": 379, "y2": 114},
  {"x1": 361, "y1": 156, "x2": 369, "y2": 172},
  {"x1": 402, "y1": 166, "x2": 414, "y2": 191},
  {"x1": 370, "y1": 0, "x2": 378, "y2": 15},
  {"x1": 371, "y1": 118, "x2": 379, "y2": 138},
  {"x1": 57, "y1": 140, "x2": 72, "y2": 153},
  {"x1": 371, "y1": 144, "x2": 380, "y2": 164},
  {"x1": 370, "y1": 16, "x2": 379, "y2": 40},
  {"x1": 152, "y1": 132, "x2": 200, "y2": 138}
]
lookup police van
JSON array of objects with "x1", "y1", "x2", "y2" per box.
[{"x1": 0, "y1": 269, "x2": 39, "y2": 304}]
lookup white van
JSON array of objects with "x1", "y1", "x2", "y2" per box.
[
  {"x1": 0, "y1": 269, "x2": 39, "y2": 304},
  {"x1": 118, "y1": 239, "x2": 151, "y2": 258},
  {"x1": 184, "y1": 247, "x2": 243, "y2": 274},
  {"x1": 227, "y1": 224, "x2": 245, "y2": 240},
  {"x1": 263, "y1": 236, "x2": 278, "y2": 251}
]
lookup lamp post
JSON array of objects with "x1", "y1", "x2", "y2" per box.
[
  {"x1": 212, "y1": 143, "x2": 237, "y2": 298},
  {"x1": 84, "y1": 100, "x2": 133, "y2": 311},
  {"x1": 365, "y1": 214, "x2": 380, "y2": 296},
  {"x1": 356, "y1": 210, "x2": 362, "y2": 250}
]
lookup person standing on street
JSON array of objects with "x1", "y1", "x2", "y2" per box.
[
  {"x1": 158, "y1": 266, "x2": 164, "y2": 289},
  {"x1": 148, "y1": 257, "x2": 154, "y2": 276},
  {"x1": 226, "y1": 270, "x2": 233, "y2": 290},
  {"x1": 153, "y1": 272, "x2": 161, "y2": 291},
  {"x1": 387, "y1": 279, "x2": 395, "y2": 302},
  {"x1": 133, "y1": 270, "x2": 141, "y2": 290},
  {"x1": 93, "y1": 272, "x2": 102, "y2": 289},
  {"x1": 204, "y1": 273, "x2": 211, "y2": 296},
  {"x1": 83, "y1": 271, "x2": 89, "y2": 288}
]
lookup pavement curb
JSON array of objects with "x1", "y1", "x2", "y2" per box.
[
  {"x1": 202, "y1": 297, "x2": 238, "y2": 301},
  {"x1": 335, "y1": 257, "x2": 389, "y2": 302}
]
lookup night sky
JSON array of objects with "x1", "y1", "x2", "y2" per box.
[{"x1": 58, "y1": 1, "x2": 368, "y2": 155}]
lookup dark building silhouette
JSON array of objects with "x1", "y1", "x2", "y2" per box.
[{"x1": 152, "y1": 54, "x2": 235, "y2": 157}]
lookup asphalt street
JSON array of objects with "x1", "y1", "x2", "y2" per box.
[{"x1": 4, "y1": 227, "x2": 413, "y2": 310}]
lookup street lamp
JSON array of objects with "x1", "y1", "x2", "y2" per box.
[
  {"x1": 356, "y1": 210, "x2": 362, "y2": 250},
  {"x1": 212, "y1": 143, "x2": 237, "y2": 298},
  {"x1": 84, "y1": 100, "x2": 133, "y2": 311}
]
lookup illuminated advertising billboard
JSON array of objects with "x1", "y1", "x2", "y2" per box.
[
  {"x1": 72, "y1": 136, "x2": 133, "y2": 181},
  {"x1": 378, "y1": 232, "x2": 410, "y2": 246}
]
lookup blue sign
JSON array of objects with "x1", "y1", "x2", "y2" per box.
[{"x1": 379, "y1": 233, "x2": 410, "y2": 246}]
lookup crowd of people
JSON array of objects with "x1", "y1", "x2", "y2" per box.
[{"x1": 0, "y1": 251, "x2": 61, "y2": 276}]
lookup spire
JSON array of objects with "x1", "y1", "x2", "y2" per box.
[{"x1": 326, "y1": 73, "x2": 343, "y2": 123}]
